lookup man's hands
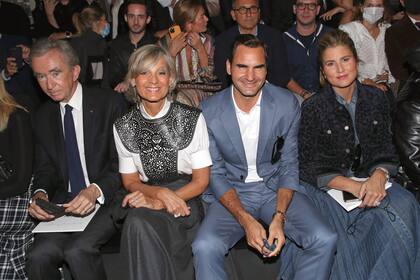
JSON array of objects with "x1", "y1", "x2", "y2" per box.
[
  {"x1": 266, "y1": 215, "x2": 286, "y2": 257},
  {"x1": 240, "y1": 214, "x2": 267, "y2": 254},
  {"x1": 240, "y1": 213, "x2": 285, "y2": 257},
  {"x1": 63, "y1": 185, "x2": 100, "y2": 216},
  {"x1": 28, "y1": 192, "x2": 55, "y2": 221}
]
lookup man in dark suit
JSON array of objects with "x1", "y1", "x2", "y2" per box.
[
  {"x1": 192, "y1": 35, "x2": 336, "y2": 280},
  {"x1": 385, "y1": 0, "x2": 420, "y2": 86},
  {"x1": 213, "y1": 0, "x2": 291, "y2": 89},
  {"x1": 26, "y1": 39, "x2": 126, "y2": 280}
]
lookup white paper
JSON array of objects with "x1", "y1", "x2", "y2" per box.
[
  {"x1": 327, "y1": 177, "x2": 392, "y2": 212},
  {"x1": 33, "y1": 205, "x2": 100, "y2": 233}
]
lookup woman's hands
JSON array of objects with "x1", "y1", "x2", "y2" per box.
[
  {"x1": 156, "y1": 187, "x2": 191, "y2": 217},
  {"x1": 122, "y1": 191, "x2": 164, "y2": 210},
  {"x1": 122, "y1": 188, "x2": 189, "y2": 217},
  {"x1": 168, "y1": 32, "x2": 187, "y2": 57},
  {"x1": 359, "y1": 169, "x2": 388, "y2": 207},
  {"x1": 347, "y1": 171, "x2": 387, "y2": 208}
]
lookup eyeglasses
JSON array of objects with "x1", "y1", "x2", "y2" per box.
[
  {"x1": 233, "y1": 6, "x2": 259, "y2": 15},
  {"x1": 295, "y1": 3, "x2": 318, "y2": 11}
]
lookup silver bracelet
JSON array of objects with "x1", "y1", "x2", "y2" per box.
[{"x1": 375, "y1": 167, "x2": 390, "y2": 181}]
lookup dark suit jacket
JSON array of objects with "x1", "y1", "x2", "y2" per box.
[
  {"x1": 32, "y1": 87, "x2": 127, "y2": 204},
  {"x1": 385, "y1": 15, "x2": 420, "y2": 81},
  {"x1": 214, "y1": 24, "x2": 291, "y2": 89}
]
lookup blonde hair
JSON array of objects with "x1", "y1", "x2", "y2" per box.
[
  {"x1": 125, "y1": 44, "x2": 177, "y2": 104},
  {"x1": 0, "y1": 79, "x2": 26, "y2": 131},
  {"x1": 173, "y1": 0, "x2": 203, "y2": 31}
]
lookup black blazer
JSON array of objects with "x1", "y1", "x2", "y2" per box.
[
  {"x1": 32, "y1": 87, "x2": 127, "y2": 204},
  {"x1": 298, "y1": 82, "x2": 399, "y2": 187},
  {"x1": 385, "y1": 15, "x2": 420, "y2": 81},
  {"x1": 214, "y1": 24, "x2": 291, "y2": 89}
]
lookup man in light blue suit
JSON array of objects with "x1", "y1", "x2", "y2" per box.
[{"x1": 192, "y1": 35, "x2": 337, "y2": 280}]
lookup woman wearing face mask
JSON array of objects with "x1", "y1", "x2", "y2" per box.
[
  {"x1": 159, "y1": 0, "x2": 217, "y2": 107},
  {"x1": 339, "y1": 0, "x2": 394, "y2": 92},
  {"x1": 70, "y1": 4, "x2": 110, "y2": 86}
]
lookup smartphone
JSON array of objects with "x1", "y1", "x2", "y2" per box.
[
  {"x1": 342, "y1": 191, "x2": 359, "y2": 202},
  {"x1": 8, "y1": 47, "x2": 23, "y2": 68},
  {"x1": 168, "y1": 25, "x2": 181, "y2": 39},
  {"x1": 36, "y1": 198, "x2": 66, "y2": 218}
]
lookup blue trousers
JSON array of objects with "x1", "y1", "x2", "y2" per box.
[{"x1": 192, "y1": 184, "x2": 337, "y2": 280}]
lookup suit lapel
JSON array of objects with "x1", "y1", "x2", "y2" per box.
[
  {"x1": 257, "y1": 86, "x2": 275, "y2": 163},
  {"x1": 220, "y1": 90, "x2": 247, "y2": 164},
  {"x1": 82, "y1": 91, "x2": 95, "y2": 170},
  {"x1": 51, "y1": 104, "x2": 68, "y2": 183}
]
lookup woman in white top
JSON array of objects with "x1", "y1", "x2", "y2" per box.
[
  {"x1": 339, "y1": 0, "x2": 394, "y2": 92},
  {"x1": 113, "y1": 44, "x2": 212, "y2": 280}
]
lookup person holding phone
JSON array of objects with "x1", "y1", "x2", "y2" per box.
[
  {"x1": 1, "y1": 45, "x2": 30, "y2": 82},
  {"x1": 298, "y1": 29, "x2": 420, "y2": 279},
  {"x1": 159, "y1": 0, "x2": 217, "y2": 107}
]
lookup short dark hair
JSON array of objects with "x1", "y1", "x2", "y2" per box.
[
  {"x1": 229, "y1": 34, "x2": 267, "y2": 63},
  {"x1": 125, "y1": 0, "x2": 150, "y2": 16}
]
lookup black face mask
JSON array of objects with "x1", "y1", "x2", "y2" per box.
[{"x1": 405, "y1": 0, "x2": 420, "y2": 15}]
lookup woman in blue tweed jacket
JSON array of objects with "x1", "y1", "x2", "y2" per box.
[{"x1": 288, "y1": 29, "x2": 420, "y2": 280}]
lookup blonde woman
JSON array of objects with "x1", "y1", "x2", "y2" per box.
[
  {"x1": 159, "y1": 0, "x2": 217, "y2": 107},
  {"x1": 0, "y1": 79, "x2": 34, "y2": 279},
  {"x1": 113, "y1": 44, "x2": 211, "y2": 280}
]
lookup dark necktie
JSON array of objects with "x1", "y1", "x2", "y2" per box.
[
  {"x1": 64, "y1": 104, "x2": 86, "y2": 198},
  {"x1": 415, "y1": 22, "x2": 420, "y2": 30}
]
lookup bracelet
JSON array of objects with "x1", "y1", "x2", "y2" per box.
[
  {"x1": 375, "y1": 167, "x2": 390, "y2": 181},
  {"x1": 272, "y1": 210, "x2": 287, "y2": 221}
]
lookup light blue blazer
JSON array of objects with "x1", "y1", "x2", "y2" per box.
[{"x1": 200, "y1": 83, "x2": 303, "y2": 201}]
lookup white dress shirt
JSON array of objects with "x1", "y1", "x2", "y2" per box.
[
  {"x1": 339, "y1": 21, "x2": 395, "y2": 83},
  {"x1": 114, "y1": 99, "x2": 212, "y2": 181},
  {"x1": 231, "y1": 88, "x2": 263, "y2": 183},
  {"x1": 408, "y1": 15, "x2": 420, "y2": 31},
  {"x1": 59, "y1": 83, "x2": 104, "y2": 203}
]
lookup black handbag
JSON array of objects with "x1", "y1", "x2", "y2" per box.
[{"x1": 0, "y1": 154, "x2": 13, "y2": 182}]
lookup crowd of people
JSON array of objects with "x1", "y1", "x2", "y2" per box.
[{"x1": 1, "y1": 0, "x2": 420, "y2": 279}]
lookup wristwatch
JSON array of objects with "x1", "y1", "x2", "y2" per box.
[{"x1": 65, "y1": 31, "x2": 72, "y2": 39}]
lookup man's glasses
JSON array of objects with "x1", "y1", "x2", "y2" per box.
[
  {"x1": 233, "y1": 6, "x2": 259, "y2": 15},
  {"x1": 295, "y1": 3, "x2": 318, "y2": 11}
]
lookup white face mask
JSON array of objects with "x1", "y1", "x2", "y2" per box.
[{"x1": 362, "y1": 7, "x2": 384, "y2": 24}]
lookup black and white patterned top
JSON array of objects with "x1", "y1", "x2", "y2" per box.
[{"x1": 113, "y1": 99, "x2": 212, "y2": 183}]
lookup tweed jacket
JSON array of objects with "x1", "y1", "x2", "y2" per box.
[{"x1": 298, "y1": 82, "x2": 399, "y2": 188}]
